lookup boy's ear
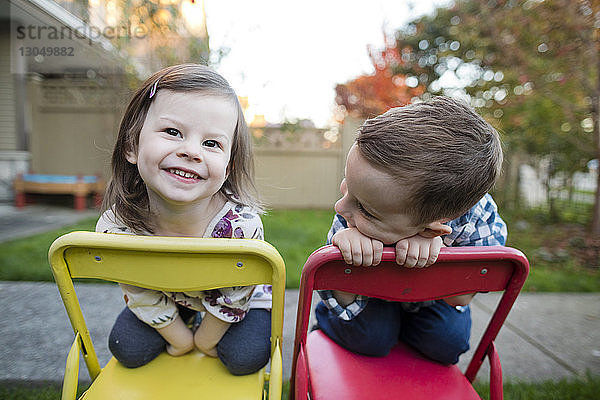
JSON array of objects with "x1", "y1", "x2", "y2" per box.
[{"x1": 420, "y1": 220, "x2": 453, "y2": 238}]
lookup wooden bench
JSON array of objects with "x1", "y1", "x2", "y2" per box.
[{"x1": 14, "y1": 174, "x2": 105, "y2": 211}]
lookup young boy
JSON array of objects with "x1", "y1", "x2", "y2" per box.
[{"x1": 316, "y1": 96, "x2": 507, "y2": 365}]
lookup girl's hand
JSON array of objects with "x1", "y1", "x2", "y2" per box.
[
  {"x1": 395, "y1": 234, "x2": 443, "y2": 268},
  {"x1": 194, "y1": 312, "x2": 231, "y2": 357},
  {"x1": 156, "y1": 315, "x2": 194, "y2": 357},
  {"x1": 166, "y1": 342, "x2": 194, "y2": 357},
  {"x1": 332, "y1": 227, "x2": 384, "y2": 267}
]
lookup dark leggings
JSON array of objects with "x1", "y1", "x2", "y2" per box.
[
  {"x1": 108, "y1": 306, "x2": 271, "y2": 375},
  {"x1": 315, "y1": 298, "x2": 471, "y2": 365}
]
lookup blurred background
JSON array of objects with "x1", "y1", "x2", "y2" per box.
[
  {"x1": 1, "y1": 3, "x2": 600, "y2": 396},
  {"x1": 1, "y1": 0, "x2": 599, "y2": 272}
]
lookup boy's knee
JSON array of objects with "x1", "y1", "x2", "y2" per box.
[
  {"x1": 415, "y1": 334, "x2": 470, "y2": 365},
  {"x1": 401, "y1": 302, "x2": 471, "y2": 365},
  {"x1": 345, "y1": 332, "x2": 397, "y2": 357},
  {"x1": 315, "y1": 300, "x2": 400, "y2": 357}
]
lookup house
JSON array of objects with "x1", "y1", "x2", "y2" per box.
[{"x1": 0, "y1": 0, "x2": 128, "y2": 201}]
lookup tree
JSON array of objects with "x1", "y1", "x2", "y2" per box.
[
  {"x1": 80, "y1": 0, "x2": 212, "y2": 79},
  {"x1": 393, "y1": 0, "x2": 600, "y2": 233},
  {"x1": 335, "y1": 34, "x2": 425, "y2": 119}
]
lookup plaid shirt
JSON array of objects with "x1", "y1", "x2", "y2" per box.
[{"x1": 318, "y1": 193, "x2": 508, "y2": 320}]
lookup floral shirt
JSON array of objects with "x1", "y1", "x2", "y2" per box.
[{"x1": 96, "y1": 201, "x2": 271, "y2": 328}]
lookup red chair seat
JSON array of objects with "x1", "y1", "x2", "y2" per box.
[{"x1": 306, "y1": 330, "x2": 480, "y2": 400}]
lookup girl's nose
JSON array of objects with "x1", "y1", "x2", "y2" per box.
[{"x1": 177, "y1": 141, "x2": 203, "y2": 162}]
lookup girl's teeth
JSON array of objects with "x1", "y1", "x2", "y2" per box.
[{"x1": 170, "y1": 169, "x2": 198, "y2": 179}]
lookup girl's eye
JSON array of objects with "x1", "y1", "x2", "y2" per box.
[
  {"x1": 356, "y1": 201, "x2": 375, "y2": 219},
  {"x1": 164, "y1": 128, "x2": 182, "y2": 137},
  {"x1": 203, "y1": 139, "x2": 221, "y2": 149}
]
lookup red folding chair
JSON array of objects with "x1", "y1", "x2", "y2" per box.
[{"x1": 291, "y1": 245, "x2": 529, "y2": 400}]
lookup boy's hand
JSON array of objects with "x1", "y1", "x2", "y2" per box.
[
  {"x1": 332, "y1": 227, "x2": 384, "y2": 266},
  {"x1": 443, "y1": 293, "x2": 475, "y2": 307},
  {"x1": 395, "y1": 234, "x2": 443, "y2": 268}
]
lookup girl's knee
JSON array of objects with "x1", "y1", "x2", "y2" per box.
[
  {"x1": 218, "y1": 344, "x2": 270, "y2": 376},
  {"x1": 217, "y1": 309, "x2": 271, "y2": 375},
  {"x1": 109, "y1": 307, "x2": 166, "y2": 368},
  {"x1": 108, "y1": 335, "x2": 162, "y2": 368}
]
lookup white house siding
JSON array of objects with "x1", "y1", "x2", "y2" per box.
[{"x1": 0, "y1": 28, "x2": 17, "y2": 151}]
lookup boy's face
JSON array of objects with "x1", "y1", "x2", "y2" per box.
[{"x1": 334, "y1": 144, "x2": 449, "y2": 245}]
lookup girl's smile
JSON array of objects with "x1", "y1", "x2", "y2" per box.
[
  {"x1": 126, "y1": 90, "x2": 237, "y2": 208},
  {"x1": 166, "y1": 168, "x2": 203, "y2": 181}
]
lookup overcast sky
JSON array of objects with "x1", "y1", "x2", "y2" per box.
[{"x1": 204, "y1": 0, "x2": 451, "y2": 127}]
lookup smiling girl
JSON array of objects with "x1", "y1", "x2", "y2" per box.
[{"x1": 97, "y1": 64, "x2": 270, "y2": 376}]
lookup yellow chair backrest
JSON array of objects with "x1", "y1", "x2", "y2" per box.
[{"x1": 49, "y1": 231, "x2": 285, "y2": 399}]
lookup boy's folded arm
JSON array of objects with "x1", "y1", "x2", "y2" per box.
[
  {"x1": 318, "y1": 290, "x2": 369, "y2": 321},
  {"x1": 331, "y1": 227, "x2": 383, "y2": 267},
  {"x1": 395, "y1": 234, "x2": 444, "y2": 268}
]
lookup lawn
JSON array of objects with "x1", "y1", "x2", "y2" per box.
[
  {"x1": 2, "y1": 375, "x2": 600, "y2": 400},
  {"x1": 0, "y1": 209, "x2": 334, "y2": 287},
  {"x1": 500, "y1": 208, "x2": 600, "y2": 292},
  {"x1": 1, "y1": 208, "x2": 598, "y2": 291}
]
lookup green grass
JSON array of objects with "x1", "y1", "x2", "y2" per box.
[
  {"x1": 501, "y1": 208, "x2": 600, "y2": 292},
  {"x1": 474, "y1": 374, "x2": 600, "y2": 400},
  {"x1": 0, "y1": 209, "x2": 334, "y2": 287},
  {"x1": 0, "y1": 217, "x2": 99, "y2": 281},
  {"x1": 0, "y1": 208, "x2": 599, "y2": 292},
  {"x1": 3, "y1": 375, "x2": 599, "y2": 400},
  {"x1": 262, "y1": 209, "x2": 333, "y2": 288},
  {"x1": 0, "y1": 381, "x2": 89, "y2": 400}
]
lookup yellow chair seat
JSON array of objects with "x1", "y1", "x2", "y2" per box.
[
  {"x1": 49, "y1": 233, "x2": 285, "y2": 400},
  {"x1": 83, "y1": 351, "x2": 265, "y2": 399}
]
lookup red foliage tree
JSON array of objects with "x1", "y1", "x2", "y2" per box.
[{"x1": 335, "y1": 35, "x2": 425, "y2": 119}]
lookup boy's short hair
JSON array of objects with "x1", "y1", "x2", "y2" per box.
[{"x1": 356, "y1": 96, "x2": 503, "y2": 225}]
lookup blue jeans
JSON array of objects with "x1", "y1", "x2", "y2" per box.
[
  {"x1": 315, "y1": 298, "x2": 471, "y2": 365},
  {"x1": 109, "y1": 306, "x2": 271, "y2": 375}
]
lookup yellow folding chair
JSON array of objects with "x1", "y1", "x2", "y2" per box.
[{"x1": 48, "y1": 231, "x2": 285, "y2": 400}]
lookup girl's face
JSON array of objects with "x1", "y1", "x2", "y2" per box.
[{"x1": 126, "y1": 90, "x2": 237, "y2": 208}]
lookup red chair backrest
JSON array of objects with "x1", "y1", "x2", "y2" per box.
[{"x1": 291, "y1": 245, "x2": 529, "y2": 387}]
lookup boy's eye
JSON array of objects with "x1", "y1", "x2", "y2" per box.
[
  {"x1": 203, "y1": 139, "x2": 222, "y2": 149},
  {"x1": 164, "y1": 128, "x2": 182, "y2": 137},
  {"x1": 356, "y1": 201, "x2": 375, "y2": 219}
]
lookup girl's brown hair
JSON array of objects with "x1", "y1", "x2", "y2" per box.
[{"x1": 103, "y1": 64, "x2": 261, "y2": 233}]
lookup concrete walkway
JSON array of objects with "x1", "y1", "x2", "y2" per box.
[
  {"x1": 1, "y1": 205, "x2": 599, "y2": 383},
  {"x1": 1, "y1": 282, "x2": 599, "y2": 383}
]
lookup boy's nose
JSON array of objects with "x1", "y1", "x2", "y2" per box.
[
  {"x1": 335, "y1": 179, "x2": 351, "y2": 220},
  {"x1": 334, "y1": 197, "x2": 351, "y2": 223}
]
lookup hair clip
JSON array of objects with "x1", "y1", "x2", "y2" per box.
[{"x1": 149, "y1": 79, "x2": 159, "y2": 99}]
